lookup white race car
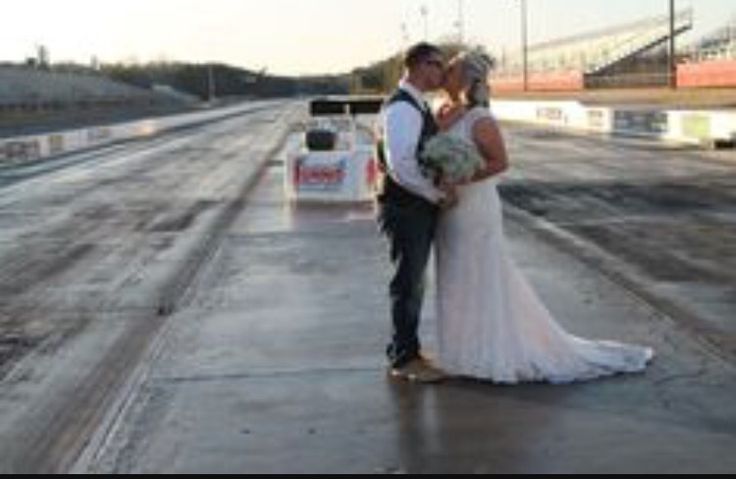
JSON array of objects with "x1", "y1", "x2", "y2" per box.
[{"x1": 284, "y1": 97, "x2": 383, "y2": 204}]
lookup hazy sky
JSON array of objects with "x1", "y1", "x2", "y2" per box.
[{"x1": 2, "y1": 0, "x2": 734, "y2": 75}]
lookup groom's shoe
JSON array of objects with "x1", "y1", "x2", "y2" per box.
[{"x1": 389, "y1": 358, "x2": 446, "y2": 384}]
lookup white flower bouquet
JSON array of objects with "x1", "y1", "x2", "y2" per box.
[{"x1": 419, "y1": 132, "x2": 485, "y2": 183}]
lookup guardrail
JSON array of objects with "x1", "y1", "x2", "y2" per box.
[
  {"x1": 491, "y1": 99, "x2": 736, "y2": 147},
  {"x1": 0, "y1": 101, "x2": 279, "y2": 166}
]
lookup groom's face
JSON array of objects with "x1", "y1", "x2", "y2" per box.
[
  {"x1": 419, "y1": 53, "x2": 446, "y2": 91},
  {"x1": 443, "y1": 58, "x2": 464, "y2": 96}
]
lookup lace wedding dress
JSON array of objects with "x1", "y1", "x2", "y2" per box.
[{"x1": 435, "y1": 107, "x2": 654, "y2": 384}]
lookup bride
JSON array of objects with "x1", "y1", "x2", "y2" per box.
[{"x1": 433, "y1": 50, "x2": 654, "y2": 384}]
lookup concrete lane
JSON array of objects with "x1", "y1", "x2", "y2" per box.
[
  {"x1": 84, "y1": 136, "x2": 736, "y2": 473},
  {"x1": 499, "y1": 126, "x2": 736, "y2": 359},
  {"x1": 0, "y1": 101, "x2": 303, "y2": 472}
]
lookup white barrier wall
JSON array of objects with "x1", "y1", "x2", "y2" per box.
[
  {"x1": 491, "y1": 100, "x2": 736, "y2": 146},
  {"x1": 0, "y1": 101, "x2": 278, "y2": 166}
]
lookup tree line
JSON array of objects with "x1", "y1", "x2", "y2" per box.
[
  {"x1": 101, "y1": 62, "x2": 350, "y2": 100},
  {"x1": 347, "y1": 42, "x2": 465, "y2": 94},
  {"x1": 100, "y1": 42, "x2": 466, "y2": 100}
]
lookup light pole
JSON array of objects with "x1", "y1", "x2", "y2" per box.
[
  {"x1": 420, "y1": 5, "x2": 429, "y2": 40},
  {"x1": 400, "y1": 22, "x2": 410, "y2": 51},
  {"x1": 668, "y1": 0, "x2": 677, "y2": 89},
  {"x1": 457, "y1": 0, "x2": 465, "y2": 45},
  {"x1": 520, "y1": 0, "x2": 529, "y2": 92}
]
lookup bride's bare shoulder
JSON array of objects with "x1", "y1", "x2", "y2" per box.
[{"x1": 435, "y1": 102, "x2": 467, "y2": 131}]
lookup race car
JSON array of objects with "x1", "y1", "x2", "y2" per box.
[{"x1": 284, "y1": 97, "x2": 383, "y2": 203}]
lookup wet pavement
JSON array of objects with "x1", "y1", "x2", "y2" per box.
[
  {"x1": 0, "y1": 101, "x2": 301, "y2": 472},
  {"x1": 0, "y1": 108, "x2": 735, "y2": 472},
  {"x1": 500, "y1": 128, "x2": 736, "y2": 359},
  {"x1": 83, "y1": 139, "x2": 736, "y2": 473}
]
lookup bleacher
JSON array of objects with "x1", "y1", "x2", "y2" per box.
[
  {"x1": 0, "y1": 65, "x2": 181, "y2": 110},
  {"x1": 498, "y1": 10, "x2": 692, "y2": 76},
  {"x1": 686, "y1": 17, "x2": 736, "y2": 62},
  {"x1": 0, "y1": 65, "x2": 200, "y2": 137},
  {"x1": 492, "y1": 10, "x2": 693, "y2": 90},
  {"x1": 678, "y1": 17, "x2": 736, "y2": 88}
]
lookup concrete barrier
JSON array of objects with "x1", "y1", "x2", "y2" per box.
[
  {"x1": 0, "y1": 101, "x2": 277, "y2": 166},
  {"x1": 491, "y1": 71, "x2": 585, "y2": 93},
  {"x1": 491, "y1": 99, "x2": 736, "y2": 147},
  {"x1": 678, "y1": 60, "x2": 736, "y2": 88}
]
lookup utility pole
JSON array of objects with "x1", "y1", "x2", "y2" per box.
[
  {"x1": 520, "y1": 0, "x2": 529, "y2": 92},
  {"x1": 668, "y1": 0, "x2": 677, "y2": 89}
]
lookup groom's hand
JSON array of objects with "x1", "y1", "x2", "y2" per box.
[{"x1": 438, "y1": 182, "x2": 459, "y2": 210}]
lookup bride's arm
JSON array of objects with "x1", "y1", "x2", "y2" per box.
[{"x1": 465, "y1": 117, "x2": 508, "y2": 183}]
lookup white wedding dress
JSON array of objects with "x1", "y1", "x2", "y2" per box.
[{"x1": 435, "y1": 107, "x2": 654, "y2": 384}]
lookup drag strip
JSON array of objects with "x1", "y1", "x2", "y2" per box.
[
  {"x1": 0, "y1": 101, "x2": 284, "y2": 191},
  {"x1": 0, "y1": 101, "x2": 303, "y2": 472},
  {"x1": 498, "y1": 123, "x2": 736, "y2": 359}
]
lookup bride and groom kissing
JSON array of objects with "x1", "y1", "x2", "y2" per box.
[{"x1": 376, "y1": 42, "x2": 654, "y2": 385}]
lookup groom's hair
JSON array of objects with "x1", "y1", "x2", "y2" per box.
[{"x1": 404, "y1": 42, "x2": 443, "y2": 70}]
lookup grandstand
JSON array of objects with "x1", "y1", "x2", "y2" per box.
[
  {"x1": 0, "y1": 65, "x2": 198, "y2": 137},
  {"x1": 676, "y1": 16, "x2": 736, "y2": 88},
  {"x1": 0, "y1": 64, "x2": 189, "y2": 111},
  {"x1": 686, "y1": 16, "x2": 736, "y2": 62},
  {"x1": 492, "y1": 9, "x2": 694, "y2": 91}
]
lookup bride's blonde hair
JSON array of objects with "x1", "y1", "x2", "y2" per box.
[{"x1": 458, "y1": 49, "x2": 495, "y2": 108}]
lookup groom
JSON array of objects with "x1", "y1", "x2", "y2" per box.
[{"x1": 377, "y1": 42, "x2": 452, "y2": 383}]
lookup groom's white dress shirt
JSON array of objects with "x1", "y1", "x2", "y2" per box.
[{"x1": 382, "y1": 79, "x2": 445, "y2": 204}]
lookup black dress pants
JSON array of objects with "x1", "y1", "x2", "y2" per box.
[{"x1": 378, "y1": 199, "x2": 439, "y2": 368}]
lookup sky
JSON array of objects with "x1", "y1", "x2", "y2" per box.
[{"x1": 1, "y1": 0, "x2": 734, "y2": 75}]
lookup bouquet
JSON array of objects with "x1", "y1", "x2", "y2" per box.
[{"x1": 419, "y1": 132, "x2": 485, "y2": 184}]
